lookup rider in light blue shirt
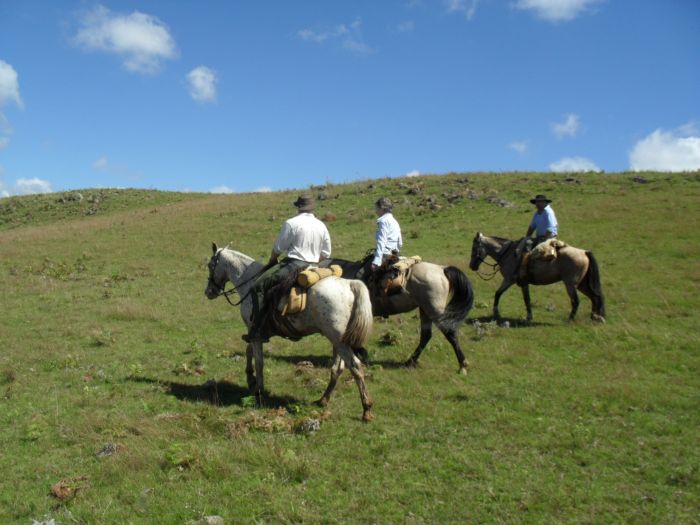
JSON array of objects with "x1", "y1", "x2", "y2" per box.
[{"x1": 526, "y1": 194, "x2": 558, "y2": 244}]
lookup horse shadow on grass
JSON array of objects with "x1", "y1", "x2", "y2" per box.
[
  {"x1": 130, "y1": 376, "x2": 298, "y2": 408},
  {"x1": 268, "y1": 351, "x2": 409, "y2": 370},
  {"x1": 470, "y1": 315, "x2": 553, "y2": 328}
]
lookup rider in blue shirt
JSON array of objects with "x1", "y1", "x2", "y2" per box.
[
  {"x1": 517, "y1": 194, "x2": 558, "y2": 283},
  {"x1": 526, "y1": 194, "x2": 558, "y2": 244}
]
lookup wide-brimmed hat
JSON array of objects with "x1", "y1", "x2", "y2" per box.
[
  {"x1": 530, "y1": 194, "x2": 552, "y2": 204},
  {"x1": 293, "y1": 193, "x2": 316, "y2": 212},
  {"x1": 375, "y1": 197, "x2": 393, "y2": 211}
]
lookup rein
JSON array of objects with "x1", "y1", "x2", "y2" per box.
[
  {"x1": 209, "y1": 251, "x2": 274, "y2": 307},
  {"x1": 475, "y1": 257, "x2": 501, "y2": 281},
  {"x1": 473, "y1": 238, "x2": 514, "y2": 281}
]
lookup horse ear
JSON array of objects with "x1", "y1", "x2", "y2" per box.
[{"x1": 212, "y1": 242, "x2": 218, "y2": 255}]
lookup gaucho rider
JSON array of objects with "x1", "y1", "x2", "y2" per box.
[
  {"x1": 371, "y1": 197, "x2": 403, "y2": 273},
  {"x1": 243, "y1": 194, "x2": 331, "y2": 343},
  {"x1": 517, "y1": 193, "x2": 558, "y2": 283}
]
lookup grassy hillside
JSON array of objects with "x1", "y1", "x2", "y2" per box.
[{"x1": 1, "y1": 172, "x2": 699, "y2": 524}]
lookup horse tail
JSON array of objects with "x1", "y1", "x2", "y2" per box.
[
  {"x1": 438, "y1": 266, "x2": 475, "y2": 330},
  {"x1": 584, "y1": 251, "x2": 606, "y2": 318},
  {"x1": 342, "y1": 280, "x2": 373, "y2": 348}
]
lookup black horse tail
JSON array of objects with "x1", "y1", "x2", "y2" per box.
[
  {"x1": 584, "y1": 251, "x2": 606, "y2": 318},
  {"x1": 439, "y1": 266, "x2": 475, "y2": 330}
]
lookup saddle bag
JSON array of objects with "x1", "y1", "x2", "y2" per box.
[
  {"x1": 380, "y1": 256, "x2": 422, "y2": 295},
  {"x1": 297, "y1": 265, "x2": 342, "y2": 288},
  {"x1": 279, "y1": 286, "x2": 307, "y2": 316},
  {"x1": 279, "y1": 264, "x2": 343, "y2": 316}
]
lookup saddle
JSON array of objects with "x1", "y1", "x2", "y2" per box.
[
  {"x1": 377, "y1": 256, "x2": 422, "y2": 295},
  {"x1": 517, "y1": 238, "x2": 568, "y2": 284},
  {"x1": 278, "y1": 265, "x2": 343, "y2": 316}
]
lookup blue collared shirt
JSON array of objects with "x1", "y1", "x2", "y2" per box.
[
  {"x1": 373, "y1": 212, "x2": 403, "y2": 266},
  {"x1": 530, "y1": 205, "x2": 558, "y2": 237}
]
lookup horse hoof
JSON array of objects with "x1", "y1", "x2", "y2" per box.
[
  {"x1": 362, "y1": 411, "x2": 374, "y2": 423},
  {"x1": 315, "y1": 397, "x2": 329, "y2": 407},
  {"x1": 591, "y1": 314, "x2": 606, "y2": 323},
  {"x1": 403, "y1": 359, "x2": 418, "y2": 368},
  {"x1": 458, "y1": 366, "x2": 468, "y2": 376}
]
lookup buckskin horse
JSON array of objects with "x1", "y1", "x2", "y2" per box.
[
  {"x1": 321, "y1": 253, "x2": 474, "y2": 374},
  {"x1": 205, "y1": 244, "x2": 375, "y2": 421},
  {"x1": 469, "y1": 232, "x2": 606, "y2": 323}
]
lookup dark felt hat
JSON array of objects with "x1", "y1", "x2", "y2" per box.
[
  {"x1": 293, "y1": 193, "x2": 316, "y2": 212},
  {"x1": 530, "y1": 194, "x2": 552, "y2": 204}
]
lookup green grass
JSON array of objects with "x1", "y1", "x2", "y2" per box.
[{"x1": 1, "y1": 172, "x2": 699, "y2": 524}]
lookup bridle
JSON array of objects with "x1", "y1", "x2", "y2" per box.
[
  {"x1": 207, "y1": 249, "x2": 271, "y2": 307},
  {"x1": 207, "y1": 250, "x2": 242, "y2": 306},
  {"x1": 472, "y1": 236, "x2": 509, "y2": 281}
]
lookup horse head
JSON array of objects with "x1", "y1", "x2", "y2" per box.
[
  {"x1": 205, "y1": 242, "x2": 228, "y2": 299},
  {"x1": 469, "y1": 232, "x2": 485, "y2": 271}
]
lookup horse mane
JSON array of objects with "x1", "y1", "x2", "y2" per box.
[{"x1": 484, "y1": 235, "x2": 517, "y2": 257}]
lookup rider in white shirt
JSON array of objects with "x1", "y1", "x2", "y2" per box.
[
  {"x1": 244, "y1": 194, "x2": 331, "y2": 343},
  {"x1": 371, "y1": 197, "x2": 403, "y2": 272}
]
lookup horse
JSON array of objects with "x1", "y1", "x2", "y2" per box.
[
  {"x1": 320, "y1": 253, "x2": 474, "y2": 374},
  {"x1": 469, "y1": 232, "x2": 606, "y2": 323},
  {"x1": 204, "y1": 243, "x2": 375, "y2": 422}
]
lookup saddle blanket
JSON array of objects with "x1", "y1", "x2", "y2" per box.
[{"x1": 279, "y1": 264, "x2": 343, "y2": 316}]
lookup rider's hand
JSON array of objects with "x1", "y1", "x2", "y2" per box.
[{"x1": 371, "y1": 264, "x2": 378, "y2": 272}]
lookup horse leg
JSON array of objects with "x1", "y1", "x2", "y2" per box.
[
  {"x1": 439, "y1": 326, "x2": 469, "y2": 375},
  {"x1": 317, "y1": 348, "x2": 344, "y2": 407},
  {"x1": 577, "y1": 280, "x2": 605, "y2": 322},
  {"x1": 245, "y1": 343, "x2": 256, "y2": 392},
  {"x1": 405, "y1": 309, "x2": 432, "y2": 367},
  {"x1": 521, "y1": 284, "x2": 533, "y2": 322},
  {"x1": 493, "y1": 280, "x2": 513, "y2": 321},
  {"x1": 353, "y1": 346, "x2": 370, "y2": 365},
  {"x1": 252, "y1": 341, "x2": 265, "y2": 405},
  {"x1": 565, "y1": 283, "x2": 580, "y2": 321},
  {"x1": 338, "y1": 345, "x2": 374, "y2": 422}
]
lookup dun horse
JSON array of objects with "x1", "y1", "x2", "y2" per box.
[
  {"x1": 205, "y1": 244, "x2": 375, "y2": 421},
  {"x1": 469, "y1": 232, "x2": 606, "y2": 323},
  {"x1": 321, "y1": 254, "x2": 474, "y2": 374}
]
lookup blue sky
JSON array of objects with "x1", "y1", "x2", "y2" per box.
[{"x1": 1, "y1": 0, "x2": 699, "y2": 196}]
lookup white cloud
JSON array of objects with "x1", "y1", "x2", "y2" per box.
[
  {"x1": 73, "y1": 5, "x2": 177, "y2": 74},
  {"x1": 16, "y1": 177, "x2": 52, "y2": 194},
  {"x1": 254, "y1": 186, "x2": 273, "y2": 193},
  {"x1": 0, "y1": 137, "x2": 8, "y2": 150},
  {"x1": 552, "y1": 113, "x2": 580, "y2": 138},
  {"x1": 0, "y1": 60, "x2": 23, "y2": 108},
  {"x1": 629, "y1": 125, "x2": 700, "y2": 172},
  {"x1": 396, "y1": 21, "x2": 415, "y2": 33},
  {"x1": 446, "y1": 0, "x2": 480, "y2": 20},
  {"x1": 0, "y1": 176, "x2": 53, "y2": 197},
  {"x1": 93, "y1": 156, "x2": 109, "y2": 171},
  {"x1": 0, "y1": 112, "x2": 12, "y2": 134},
  {"x1": 298, "y1": 18, "x2": 373, "y2": 55},
  {"x1": 186, "y1": 66, "x2": 217, "y2": 103},
  {"x1": 513, "y1": 0, "x2": 602, "y2": 23},
  {"x1": 405, "y1": 170, "x2": 421, "y2": 177},
  {"x1": 210, "y1": 185, "x2": 234, "y2": 194},
  {"x1": 509, "y1": 141, "x2": 528, "y2": 154},
  {"x1": 90, "y1": 156, "x2": 142, "y2": 180},
  {"x1": 549, "y1": 156, "x2": 601, "y2": 172}
]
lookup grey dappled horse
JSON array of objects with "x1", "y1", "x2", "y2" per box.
[
  {"x1": 469, "y1": 232, "x2": 606, "y2": 323},
  {"x1": 205, "y1": 244, "x2": 375, "y2": 421},
  {"x1": 321, "y1": 254, "x2": 474, "y2": 374}
]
